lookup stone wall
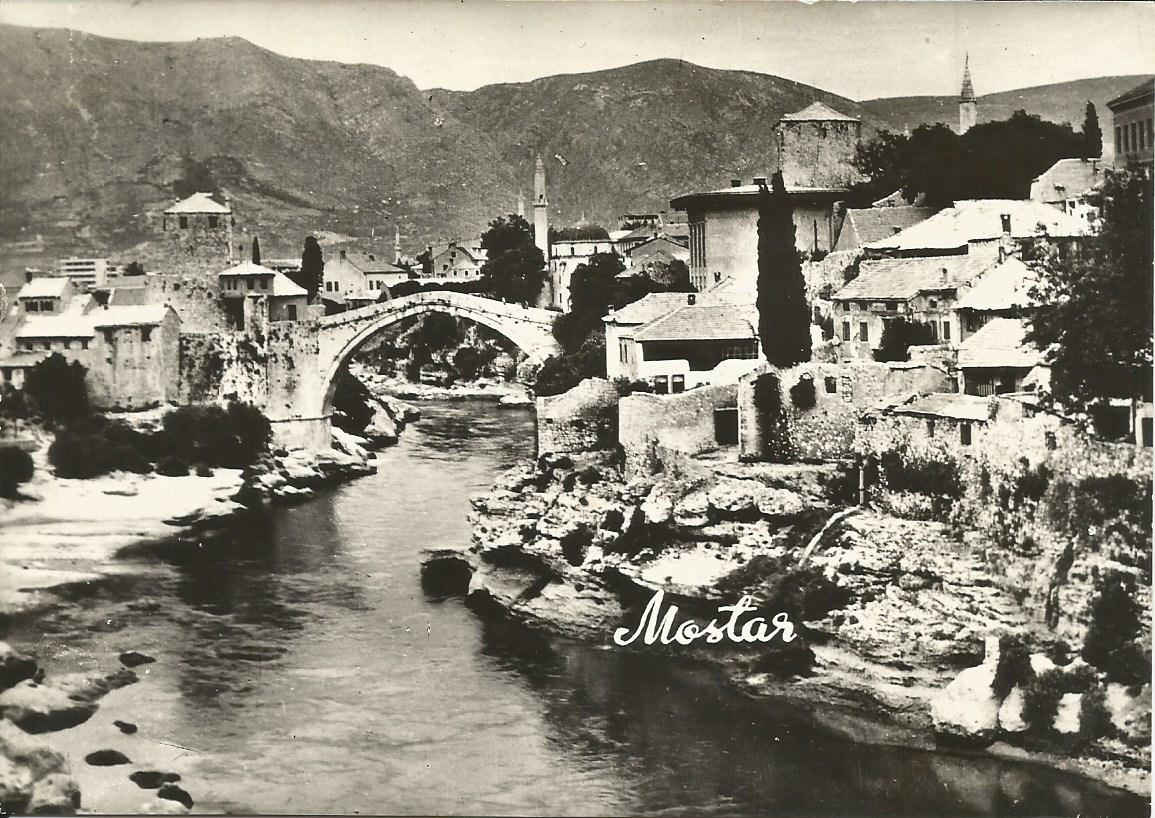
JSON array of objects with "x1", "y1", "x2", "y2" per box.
[
  {"x1": 777, "y1": 118, "x2": 860, "y2": 190},
  {"x1": 143, "y1": 273, "x2": 233, "y2": 333},
  {"x1": 535, "y1": 378, "x2": 619, "y2": 455},
  {"x1": 619, "y1": 383, "x2": 737, "y2": 479},
  {"x1": 85, "y1": 311, "x2": 181, "y2": 410},
  {"x1": 737, "y1": 361, "x2": 953, "y2": 461},
  {"x1": 802, "y1": 249, "x2": 861, "y2": 303},
  {"x1": 177, "y1": 332, "x2": 268, "y2": 406}
]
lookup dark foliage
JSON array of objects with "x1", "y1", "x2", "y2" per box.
[
  {"x1": 875, "y1": 318, "x2": 935, "y2": 362},
  {"x1": 613, "y1": 377, "x2": 653, "y2": 397},
  {"x1": 332, "y1": 370, "x2": 376, "y2": 436},
  {"x1": 161, "y1": 402, "x2": 270, "y2": 468},
  {"x1": 1082, "y1": 102, "x2": 1102, "y2": 160},
  {"x1": 296, "y1": 236, "x2": 324, "y2": 303},
  {"x1": 878, "y1": 445, "x2": 963, "y2": 499},
  {"x1": 1027, "y1": 171, "x2": 1153, "y2": 419},
  {"x1": 549, "y1": 225, "x2": 609, "y2": 242},
  {"x1": 650, "y1": 258, "x2": 693, "y2": 292},
  {"x1": 534, "y1": 334, "x2": 606, "y2": 397},
  {"x1": 49, "y1": 427, "x2": 152, "y2": 479},
  {"x1": 992, "y1": 633, "x2": 1035, "y2": 699},
  {"x1": 24, "y1": 354, "x2": 90, "y2": 424},
  {"x1": 1082, "y1": 575, "x2": 1144, "y2": 683},
  {"x1": 753, "y1": 372, "x2": 792, "y2": 463},
  {"x1": 1022, "y1": 669, "x2": 1067, "y2": 733},
  {"x1": 0, "y1": 447, "x2": 34, "y2": 498},
  {"x1": 479, "y1": 214, "x2": 546, "y2": 306},
  {"x1": 452, "y1": 347, "x2": 485, "y2": 381},
  {"x1": 251, "y1": 235, "x2": 261, "y2": 264},
  {"x1": 756, "y1": 173, "x2": 811, "y2": 367},
  {"x1": 155, "y1": 456, "x2": 190, "y2": 477},
  {"x1": 789, "y1": 376, "x2": 816, "y2": 410}
]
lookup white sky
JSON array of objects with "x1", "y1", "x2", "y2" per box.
[{"x1": 1, "y1": 0, "x2": 1153, "y2": 99}]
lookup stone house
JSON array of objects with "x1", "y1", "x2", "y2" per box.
[
  {"x1": 14, "y1": 277, "x2": 77, "y2": 314},
  {"x1": 952, "y1": 255, "x2": 1040, "y2": 343},
  {"x1": 218, "y1": 260, "x2": 308, "y2": 324},
  {"x1": 830, "y1": 205, "x2": 938, "y2": 254},
  {"x1": 427, "y1": 241, "x2": 486, "y2": 280},
  {"x1": 624, "y1": 236, "x2": 689, "y2": 275},
  {"x1": 670, "y1": 101, "x2": 862, "y2": 293},
  {"x1": 955, "y1": 317, "x2": 1045, "y2": 397},
  {"x1": 1029, "y1": 158, "x2": 1105, "y2": 226},
  {"x1": 549, "y1": 238, "x2": 618, "y2": 310},
  {"x1": 1108, "y1": 79, "x2": 1154, "y2": 173}
]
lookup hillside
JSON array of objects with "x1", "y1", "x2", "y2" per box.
[
  {"x1": 427, "y1": 59, "x2": 896, "y2": 228},
  {"x1": 861, "y1": 75, "x2": 1152, "y2": 143}
]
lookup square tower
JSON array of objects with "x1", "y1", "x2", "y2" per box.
[{"x1": 774, "y1": 102, "x2": 862, "y2": 190}]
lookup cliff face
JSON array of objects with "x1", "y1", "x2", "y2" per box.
[{"x1": 425, "y1": 449, "x2": 1151, "y2": 795}]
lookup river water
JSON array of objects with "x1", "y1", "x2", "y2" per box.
[{"x1": 5, "y1": 401, "x2": 1148, "y2": 815}]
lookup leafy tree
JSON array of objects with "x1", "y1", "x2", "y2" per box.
[
  {"x1": 649, "y1": 258, "x2": 693, "y2": 292},
  {"x1": 452, "y1": 346, "x2": 485, "y2": 381},
  {"x1": 850, "y1": 128, "x2": 912, "y2": 204},
  {"x1": 1082, "y1": 101, "x2": 1103, "y2": 159},
  {"x1": 756, "y1": 173, "x2": 811, "y2": 367},
  {"x1": 409, "y1": 313, "x2": 461, "y2": 352},
  {"x1": 416, "y1": 247, "x2": 433, "y2": 277},
  {"x1": 875, "y1": 318, "x2": 936, "y2": 362},
  {"x1": 552, "y1": 253, "x2": 636, "y2": 353},
  {"x1": 251, "y1": 235, "x2": 262, "y2": 264},
  {"x1": 24, "y1": 354, "x2": 89, "y2": 424},
  {"x1": 479, "y1": 214, "x2": 546, "y2": 305},
  {"x1": 534, "y1": 334, "x2": 605, "y2": 397},
  {"x1": 1027, "y1": 171, "x2": 1153, "y2": 421},
  {"x1": 296, "y1": 236, "x2": 324, "y2": 303},
  {"x1": 550, "y1": 225, "x2": 610, "y2": 242},
  {"x1": 0, "y1": 447, "x2": 33, "y2": 498}
]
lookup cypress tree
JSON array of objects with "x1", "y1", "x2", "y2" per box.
[
  {"x1": 298, "y1": 236, "x2": 324, "y2": 303},
  {"x1": 251, "y1": 235, "x2": 261, "y2": 264},
  {"x1": 1082, "y1": 102, "x2": 1102, "y2": 159},
  {"x1": 756, "y1": 172, "x2": 811, "y2": 367}
]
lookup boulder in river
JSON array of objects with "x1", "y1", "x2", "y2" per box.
[
  {"x1": 27, "y1": 773, "x2": 81, "y2": 814},
  {"x1": 113, "y1": 720, "x2": 138, "y2": 734},
  {"x1": 0, "y1": 642, "x2": 38, "y2": 691},
  {"x1": 118, "y1": 651, "x2": 155, "y2": 669},
  {"x1": 84, "y1": 749, "x2": 131, "y2": 767},
  {"x1": 129, "y1": 770, "x2": 181, "y2": 789},
  {"x1": 157, "y1": 783, "x2": 194, "y2": 809},
  {"x1": 140, "y1": 797, "x2": 190, "y2": 814},
  {"x1": 930, "y1": 639, "x2": 1004, "y2": 746},
  {"x1": 0, "y1": 681, "x2": 97, "y2": 733}
]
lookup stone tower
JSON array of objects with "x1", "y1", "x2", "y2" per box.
[
  {"x1": 774, "y1": 102, "x2": 862, "y2": 189},
  {"x1": 959, "y1": 54, "x2": 978, "y2": 135},
  {"x1": 533, "y1": 157, "x2": 549, "y2": 260}
]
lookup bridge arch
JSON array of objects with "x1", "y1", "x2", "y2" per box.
[{"x1": 316, "y1": 290, "x2": 560, "y2": 414}]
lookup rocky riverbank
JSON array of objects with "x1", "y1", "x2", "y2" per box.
[
  {"x1": 422, "y1": 450, "x2": 1151, "y2": 799},
  {"x1": 351, "y1": 363, "x2": 533, "y2": 406}
]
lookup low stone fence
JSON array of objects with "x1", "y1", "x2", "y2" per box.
[
  {"x1": 535, "y1": 378, "x2": 619, "y2": 455},
  {"x1": 619, "y1": 383, "x2": 737, "y2": 479}
]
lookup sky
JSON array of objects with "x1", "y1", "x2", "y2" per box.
[{"x1": 1, "y1": 1, "x2": 1153, "y2": 99}]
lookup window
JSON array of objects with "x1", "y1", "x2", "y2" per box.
[
  {"x1": 141, "y1": 327, "x2": 152, "y2": 342},
  {"x1": 926, "y1": 419, "x2": 936, "y2": 437},
  {"x1": 824, "y1": 376, "x2": 837, "y2": 394},
  {"x1": 619, "y1": 341, "x2": 629, "y2": 363},
  {"x1": 1116, "y1": 126, "x2": 1123, "y2": 153},
  {"x1": 960, "y1": 422, "x2": 972, "y2": 446},
  {"x1": 208, "y1": 215, "x2": 218, "y2": 228},
  {"x1": 671, "y1": 374, "x2": 685, "y2": 393},
  {"x1": 942, "y1": 321, "x2": 950, "y2": 341},
  {"x1": 287, "y1": 305, "x2": 298, "y2": 321},
  {"x1": 724, "y1": 341, "x2": 759, "y2": 359},
  {"x1": 842, "y1": 321, "x2": 851, "y2": 341},
  {"x1": 260, "y1": 278, "x2": 268, "y2": 290},
  {"x1": 80, "y1": 339, "x2": 89, "y2": 350},
  {"x1": 928, "y1": 298, "x2": 938, "y2": 308},
  {"x1": 652, "y1": 375, "x2": 669, "y2": 395},
  {"x1": 178, "y1": 216, "x2": 188, "y2": 229},
  {"x1": 858, "y1": 322, "x2": 868, "y2": 342},
  {"x1": 886, "y1": 301, "x2": 897, "y2": 311},
  {"x1": 930, "y1": 323, "x2": 938, "y2": 342}
]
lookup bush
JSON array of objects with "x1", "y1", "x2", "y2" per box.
[
  {"x1": 160, "y1": 402, "x2": 270, "y2": 468},
  {"x1": 1022, "y1": 669, "x2": 1066, "y2": 733},
  {"x1": 155, "y1": 456, "x2": 190, "y2": 477},
  {"x1": 452, "y1": 346, "x2": 485, "y2": 381},
  {"x1": 534, "y1": 335, "x2": 605, "y2": 397},
  {"x1": 992, "y1": 633, "x2": 1034, "y2": 698},
  {"x1": 875, "y1": 318, "x2": 935, "y2": 362},
  {"x1": 789, "y1": 376, "x2": 816, "y2": 410},
  {"x1": 1082, "y1": 575, "x2": 1143, "y2": 682},
  {"x1": 0, "y1": 447, "x2": 34, "y2": 498},
  {"x1": 195, "y1": 463, "x2": 214, "y2": 477},
  {"x1": 613, "y1": 377, "x2": 652, "y2": 397},
  {"x1": 1078, "y1": 685, "x2": 1113, "y2": 741},
  {"x1": 24, "y1": 354, "x2": 90, "y2": 424}
]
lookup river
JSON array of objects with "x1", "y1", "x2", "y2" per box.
[{"x1": 3, "y1": 400, "x2": 1147, "y2": 815}]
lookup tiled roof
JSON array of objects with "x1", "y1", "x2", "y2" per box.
[
  {"x1": 957, "y1": 317, "x2": 1045, "y2": 370},
  {"x1": 954, "y1": 257, "x2": 1040, "y2": 311},
  {"x1": 16, "y1": 314, "x2": 96, "y2": 339},
  {"x1": 864, "y1": 199, "x2": 1090, "y2": 253},
  {"x1": 16, "y1": 278, "x2": 71, "y2": 299},
  {"x1": 627, "y1": 236, "x2": 690, "y2": 259},
  {"x1": 630, "y1": 303, "x2": 758, "y2": 342},
  {"x1": 108, "y1": 287, "x2": 150, "y2": 306},
  {"x1": 164, "y1": 192, "x2": 231, "y2": 215},
  {"x1": 891, "y1": 393, "x2": 991, "y2": 422},
  {"x1": 780, "y1": 101, "x2": 859, "y2": 122},
  {"x1": 346, "y1": 252, "x2": 406, "y2": 275},
  {"x1": 1029, "y1": 158, "x2": 1105, "y2": 204},
  {"x1": 271, "y1": 273, "x2": 308, "y2": 297},
  {"x1": 833, "y1": 254, "x2": 989, "y2": 301},
  {"x1": 1107, "y1": 79, "x2": 1154, "y2": 110},
  {"x1": 91, "y1": 305, "x2": 170, "y2": 328},
  {"x1": 833, "y1": 206, "x2": 938, "y2": 253},
  {"x1": 218, "y1": 260, "x2": 278, "y2": 277},
  {"x1": 605, "y1": 292, "x2": 694, "y2": 325}
]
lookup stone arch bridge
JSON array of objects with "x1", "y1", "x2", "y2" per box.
[{"x1": 267, "y1": 290, "x2": 560, "y2": 447}]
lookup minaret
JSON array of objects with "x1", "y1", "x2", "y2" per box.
[
  {"x1": 393, "y1": 223, "x2": 401, "y2": 263},
  {"x1": 533, "y1": 156, "x2": 549, "y2": 261},
  {"x1": 959, "y1": 53, "x2": 977, "y2": 135},
  {"x1": 517, "y1": 190, "x2": 525, "y2": 218}
]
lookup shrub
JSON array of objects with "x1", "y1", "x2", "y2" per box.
[
  {"x1": 878, "y1": 445, "x2": 962, "y2": 499},
  {"x1": 1022, "y1": 669, "x2": 1066, "y2": 733},
  {"x1": 24, "y1": 354, "x2": 90, "y2": 424},
  {"x1": 195, "y1": 463, "x2": 214, "y2": 477},
  {"x1": 451, "y1": 346, "x2": 485, "y2": 381},
  {"x1": 875, "y1": 318, "x2": 935, "y2": 362},
  {"x1": 1078, "y1": 685, "x2": 1114, "y2": 741},
  {"x1": 534, "y1": 335, "x2": 605, "y2": 397},
  {"x1": 789, "y1": 376, "x2": 816, "y2": 410},
  {"x1": 613, "y1": 377, "x2": 652, "y2": 396},
  {"x1": 155, "y1": 456, "x2": 190, "y2": 477},
  {"x1": 0, "y1": 446, "x2": 34, "y2": 498},
  {"x1": 992, "y1": 633, "x2": 1034, "y2": 698},
  {"x1": 1082, "y1": 575, "x2": 1142, "y2": 681},
  {"x1": 160, "y1": 402, "x2": 270, "y2": 468}
]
